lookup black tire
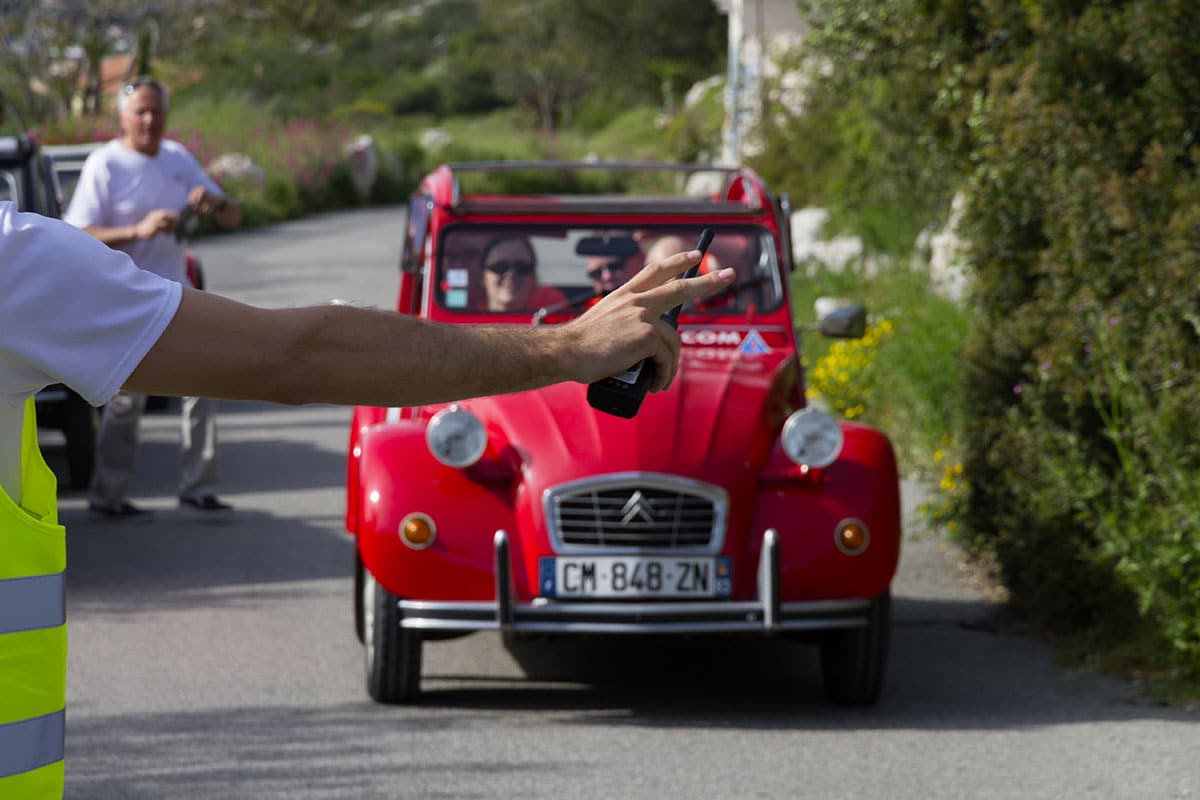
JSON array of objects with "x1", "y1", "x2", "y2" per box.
[
  {"x1": 353, "y1": 553, "x2": 365, "y2": 644},
  {"x1": 60, "y1": 391, "x2": 95, "y2": 490},
  {"x1": 820, "y1": 589, "x2": 891, "y2": 705},
  {"x1": 362, "y1": 567, "x2": 422, "y2": 703}
]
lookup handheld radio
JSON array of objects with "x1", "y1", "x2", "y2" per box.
[{"x1": 586, "y1": 228, "x2": 714, "y2": 418}]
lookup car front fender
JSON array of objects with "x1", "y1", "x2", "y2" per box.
[
  {"x1": 746, "y1": 422, "x2": 901, "y2": 601},
  {"x1": 355, "y1": 419, "x2": 519, "y2": 601}
]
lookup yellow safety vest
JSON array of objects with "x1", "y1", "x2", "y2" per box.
[{"x1": 0, "y1": 398, "x2": 67, "y2": 798}]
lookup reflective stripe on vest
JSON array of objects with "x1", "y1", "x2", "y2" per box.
[
  {"x1": 0, "y1": 398, "x2": 67, "y2": 797},
  {"x1": 0, "y1": 573, "x2": 65, "y2": 635},
  {"x1": 0, "y1": 710, "x2": 65, "y2": 778}
]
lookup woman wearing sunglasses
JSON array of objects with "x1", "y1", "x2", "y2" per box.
[{"x1": 480, "y1": 236, "x2": 564, "y2": 312}]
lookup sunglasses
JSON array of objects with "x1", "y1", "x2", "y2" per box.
[
  {"x1": 587, "y1": 260, "x2": 626, "y2": 282},
  {"x1": 122, "y1": 76, "x2": 165, "y2": 96},
  {"x1": 484, "y1": 260, "x2": 535, "y2": 277}
]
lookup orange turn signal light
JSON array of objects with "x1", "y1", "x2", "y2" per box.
[
  {"x1": 836, "y1": 519, "x2": 870, "y2": 555},
  {"x1": 400, "y1": 513, "x2": 436, "y2": 550}
]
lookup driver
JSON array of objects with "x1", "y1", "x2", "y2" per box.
[
  {"x1": 576, "y1": 230, "x2": 647, "y2": 314},
  {"x1": 64, "y1": 75, "x2": 243, "y2": 521}
]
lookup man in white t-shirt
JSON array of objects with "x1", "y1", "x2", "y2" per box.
[
  {"x1": 0, "y1": 200, "x2": 732, "y2": 798},
  {"x1": 65, "y1": 76, "x2": 243, "y2": 521}
]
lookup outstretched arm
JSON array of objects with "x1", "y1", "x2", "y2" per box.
[{"x1": 124, "y1": 249, "x2": 733, "y2": 406}]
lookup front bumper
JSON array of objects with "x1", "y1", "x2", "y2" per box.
[{"x1": 396, "y1": 529, "x2": 871, "y2": 635}]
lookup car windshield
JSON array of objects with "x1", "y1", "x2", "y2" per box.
[
  {"x1": 55, "y1": 167, "x2": 82, "y2": 204},
  {"x1": 0, "y1": 171, "x2": 15, "y2": 203},
  {"x1": 434, "y1": 224, "x2": 782, "y2": 318}
]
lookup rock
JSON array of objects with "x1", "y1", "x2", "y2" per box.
[
  {"x1": 207, "y1": 153, "x2": 265, "y2": 193},
  {"x1": 343, "y1": 134, "x2": 378, "y2": 199},
  {"x1": 790, "y1": 207, "x2": 865, "y2": 273},
  {"x1": 928, "y1": 192, "x2": 969, "y2": 304}
]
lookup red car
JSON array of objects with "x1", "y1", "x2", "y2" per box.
[{"x1": 346, "y1": 161, "x2": 901, "y2": 705}]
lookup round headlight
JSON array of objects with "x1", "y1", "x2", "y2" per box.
[
  {"x1": 426, "y1": 405, "x2": 487, "y2": 468},
  {"x1": 781, "y1": 407, "x2": 843, "y2": 468}
]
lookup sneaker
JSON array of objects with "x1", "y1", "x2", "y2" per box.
[
  {"x1": 179, "y1": 494, "x2": 234, "y2": 519},
  {"x1": 88, "y1": 500, "x2": 155, "y2": 522}
]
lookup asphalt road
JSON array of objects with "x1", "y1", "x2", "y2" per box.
[{"x1": 48, "y1": 206, "x2": 1199, "y2": 799}]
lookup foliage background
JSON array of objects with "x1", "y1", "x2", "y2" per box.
[{"x1": 1, "y1": 0, "x2": 726, "y2": 220}]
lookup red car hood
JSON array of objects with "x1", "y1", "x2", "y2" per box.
[{"x1": 463, "y1": 348, "x2": 797, "y2": 486}]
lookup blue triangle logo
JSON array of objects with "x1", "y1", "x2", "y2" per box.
[{"x1": 737, "y1": 330, "x2": 771, "y2": 355}]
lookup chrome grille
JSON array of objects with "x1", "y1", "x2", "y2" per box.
[{"x1": 545, "y1": 474, "x2": 726, "y2": 551}]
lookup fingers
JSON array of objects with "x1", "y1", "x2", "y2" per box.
[
  {"x1": 621, "y1": 250, "x2": 701, "y2": 293},
  {"x1": 568, "y1": 245, "x2": 735, "y2": 394},
  {"x1": 188, "y1": 186, "x2": 208, "y2": 207},
  {"x1": 188, "y1": 186, "x2": 220, "y2": 214},
  {"x1": 642, "y1": 265, "x2": 737, "y2": 317},
  {"x1": 620, "y1": 250, "x2": 736, "y2": 317},
  {"x1": 646, "y1": 321, "x2": 681, "y2": 392}
]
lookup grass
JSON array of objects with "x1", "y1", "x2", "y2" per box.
[{"x1": 791, "y1": 259, "x2": 969, "y2": 478}]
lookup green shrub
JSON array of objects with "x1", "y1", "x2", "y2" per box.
[
  {"x1": 774, "y1": 0, "x2": 1200, "y2": 693},
  {"x1": 381, "y1": 72, "x2": 444, "y2": 116},
  {"x1": 1006, "y1": 310, "x2": 1200, "y2": 676},
  {"x1": 954, "y1": 0, "x2": 1200, "y2": 680}
]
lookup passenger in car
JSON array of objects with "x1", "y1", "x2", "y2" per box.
[
  {"x1": 645, "y1": 234, "x2": 733, "y2": 311},
  {"x1": 585, "y1": 236, "x2": 644, "y2": 297},
  {"x1": 479, "y1": 235, "x2": 565, "y2": 312},
  {"x1": 576, "y1": 230, "x2": 646, "y2": 313},
  {"x1": 645, "y1": 234, "x2": 722, "y2": 276}
]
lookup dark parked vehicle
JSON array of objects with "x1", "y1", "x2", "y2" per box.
[{"x1": 0, "y1": 134, "x2": 96, "y2": 488}]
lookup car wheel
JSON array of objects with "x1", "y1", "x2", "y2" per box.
[
  {"x1": 353, "y1": 553, "x2": 365, "y2": 644},
  {"x1": 61, "y1": 391, "x2": 96, "y2": 490},
  {"x1": 819, "y1": 589, "x2": 891, "y2": 705},
  {"x1": 362, "y1": 567, "x2": 422, "y2": 703}
]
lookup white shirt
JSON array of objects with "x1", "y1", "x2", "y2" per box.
[
  {"x1": 0, "y1": 202, "x2": 181, "y2": 502},
  {"x1": 64, "y1": 139, "x2": 223, "y2": 285}
]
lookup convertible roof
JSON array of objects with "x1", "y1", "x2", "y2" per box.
[{"x1": 432, "y1": 160, "x2": 775, "y2": 217}]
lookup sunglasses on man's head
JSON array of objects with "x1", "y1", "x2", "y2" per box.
[
  {"x1": 122, "y1": 76, "x2": 165, "y2": 95},
  {"x1": 484, "y1": 260, "x2": 535, "y2": 277},
  {"x1": 587, "y1": 260, "x2": 626, "y2": 282}
]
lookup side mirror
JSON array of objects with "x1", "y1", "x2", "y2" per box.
[
  {"x1": 799, "y1": 303, "x2": 868, "y2": 339},
  {"x1": 818, "y1": 304, "x2": 867, "y2": 339}
]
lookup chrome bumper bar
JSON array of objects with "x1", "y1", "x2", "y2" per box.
[{"x1": 396, "y1": 529, "x2": 870, "y2": 635}]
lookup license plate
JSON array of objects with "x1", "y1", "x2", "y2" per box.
[{"x1": 539, "y1": 556, "x2": 732, "y2": 598}]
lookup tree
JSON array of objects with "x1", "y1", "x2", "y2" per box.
[
  {"x1": 0, "y1": 0, "x2": 206, "y2": 124},
  {"x1": 478, "y1": 0, "x2": 723, "y2": 131}
]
